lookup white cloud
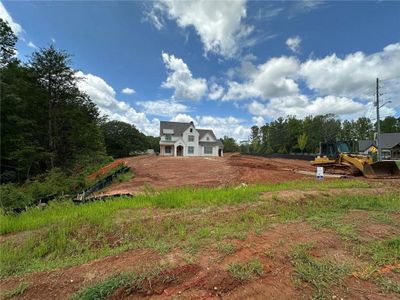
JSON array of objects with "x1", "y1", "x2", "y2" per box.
[
  {"x1": 153, "y1": 0, "x2": 252, "y2": 57},
  {"x1": 75, "y1": 71, "x2": 159, "y2": 136},
  {"x1": 248, "y1": 95, "x2": 366, "y2": 119},
  {"x1": 143, "y1": 2, "x2": 165, "y2": 30},
  {"x1": 252, "y1": 116, "x2": 265, "y2": 127},
  {"x1": 170, "y1": 114, "x2": 250, "y2": 141},
  {"x1": 161, "y1": 52, "x2": 207, "y2": 100},
  {"x1": 208, "y1": 83, "x2": 224, "y2": 100},
  {"x1": 300, "y1": 43, "x2": 400, "y2": 97},
  {"x1": 27, "y1": 41, "x2": 38, "y2": 49},
  {"x1": 0, "y1": 2, "x2": 22, "y2": 35},
  {"x1": 223, "y1": 56, "x2": 300, "y2": 100},
  {"x1": 171, "y1": 113, "x2": 195, "y2": 123},
  {"x1": 51, "y1": 37, "x2": 56, "y2": 43},
  {"x1": 121, "y1": 87, "x2": 135, "y2": 95},
  {"x1": 286, "y1": 36, "x2": 301, "y2": 53},
  {"x1": 138, "y1": 100, "x2": 188, "y2": 117}
]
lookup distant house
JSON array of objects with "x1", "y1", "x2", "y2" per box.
[
  {"x1": 159, "y1": 121, "x2": 224, "y2": 157},
  {"x1": 359, "y1": 132, "x2": 400, "y2": 160}
]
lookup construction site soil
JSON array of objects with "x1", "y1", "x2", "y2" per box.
[{"x1": 102, "y1": 153, "x2": 316, "y2": 196}]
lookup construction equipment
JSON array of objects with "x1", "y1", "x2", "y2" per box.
[{"x1": 311, "y1": 141, "x2": 400, "y2": 177}]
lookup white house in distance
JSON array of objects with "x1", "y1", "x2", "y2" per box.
[{"x1": 159, "y1": 121, "x2": 224, "y2": 157}]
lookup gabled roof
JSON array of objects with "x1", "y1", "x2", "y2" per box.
[
  {"x1": 159, "y1": 121, "x2": 220, "y2": 143},
  {"x1": 381, "y1": 132, "x2": 400, "y2": 148},
  {"x1": 359, "y1": 132, "x2": 400, "y2": 151},
  {"x1": 359, "y1": 140, "x2": 375, "y2": 152},
  {"x1": 197, "y1": 129, "x2": 217, "y2": 141},
  {"x1": 159, "y1": 121, "x2": 192, "y2": 136}
]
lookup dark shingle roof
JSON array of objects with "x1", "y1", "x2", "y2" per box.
[
  {"x1": 359, "y1": 140, "x2": 375, "y2": 152},
  {"x1": 197, "y1": 129, "x2": 217, "y2": 140},
  {"x1": 381, "y1": 132, "x2": 400, "y2": 148},
  {"x1": 359, "y1": 133, "x2": 400, "y2": 151},
  {"x1": 160, "y1": 121, "x2": 192, "y2": 136},
  {"x1": 160, "y1": 122, "x2": 221, "y2": 145}
]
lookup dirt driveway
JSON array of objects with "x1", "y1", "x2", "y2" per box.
[{"x1": 103, "y1": 153, "x2": 315, "y2": 195}]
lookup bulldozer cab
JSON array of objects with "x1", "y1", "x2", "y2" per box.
[{"x1": 320, "y1": 141, "x2": 350, "y2": 160}]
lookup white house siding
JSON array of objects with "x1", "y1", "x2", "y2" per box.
[
  {"x1": 182, "y1": 125, "x2": 200, "y2": 156},
  {"x1": 159, "y1": 121, "x2": 223, "y2": 157},
  {"x1": 199, "y1": 145, "x2": 220, "y2": 157}
]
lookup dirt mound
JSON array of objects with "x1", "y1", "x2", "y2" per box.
[
  {"x1": 100, "y1": 154, "x2": 314, "y2": 196},
  {"x1": 86, "y1": 159, "x2": 126, "y2": 182}
]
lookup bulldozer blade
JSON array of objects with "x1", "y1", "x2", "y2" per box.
[{"x1": 363, "y1": 161, "x2": 400, "y2": 177}]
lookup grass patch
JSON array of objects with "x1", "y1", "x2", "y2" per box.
[
  {"x1": 217, "y1": 242, "x2": 236, "y2": 255},
  {"x1": 2, "y1": 281, "x2": 28, "y2": 299},
  {"x1": 358, "y1": 237, "x2": 400, "y2": 266},
  {"x1": 2, "y1": 180, "x2": 398, "y2": 278},
  {"x1": 72, "y1": 265, "x2": 172, "y2": 300},
  {"x1": 377, "y1": 276, "x2": 400, "y2": 294},
  {"x1": 290, "y1": 243, "x2": 353, "y2": 298},
  {"x1": 72, "y1": 273, "x2": 132, "y2": 300},
  {"x1": 228, "y1": 257, "x2": 264, "y2": 280}
]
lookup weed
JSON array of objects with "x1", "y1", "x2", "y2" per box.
[
  {"x1": 217, "y1": 243, "x2": 236, "y2": 255},
  {"x1": 377, "y1": 276, "x2": 400, "y2": 294},
  {"x1": 228, "y1": 258, "x2": 264, "y2": 280},
  {"x1": 73, "y1": 273, "x2": 132, "y2": 300},
  {"x1": 358, "y1": 237, "x2": 400, "y2": 266},
  {"x1": 2, "y1": 282, "x2": 28, "y2": 299},
  {"x1": 264, "y1": 249, "x2": 275, "y2": 259},
  {"x1": 290, "y1": 243, "x2": 352, "y2": 298}
]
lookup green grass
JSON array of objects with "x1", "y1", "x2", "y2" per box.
[
  {"x1": 228, "y1": 258, "x2": 264, "y2": 280},
  {"x1": 2, "y1": 282, "x2": 28, "y2": 299},
  {"x1": 377, "y1": 276, "x2": 400, "y2": 294},
  {"x1": 0, "y1": 179, "x2": 369, "y2": 235},
  {"x1": 290, "y1": 243, "x2": 353, "y2": 298},
  {"x1": 72, "y1": 265, "x2": 173, "y2": 300},
  {"x1": 358, "y1": 237, "x2": 400, "y2": 266},
  {"x1": 217, "y1": 242, "x2": 236, "y2": 255},
  {"x1": 2, "y1": 179, "x2": 398, "y2": 278}
]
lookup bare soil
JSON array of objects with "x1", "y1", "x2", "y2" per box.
[
  {"x1": 2, "y1": 217, "x2": 399, "y2": 300},
  {"x1": 100, "y1": 153, "x2": 315, "y2": 196}
]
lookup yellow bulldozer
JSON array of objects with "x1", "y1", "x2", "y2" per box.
[{"x1": 311, "y1": 141, "x2": 400, "y2": 178}]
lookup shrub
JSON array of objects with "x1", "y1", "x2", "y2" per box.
[{"x1": 0, "y1": 183, "x2": 33, "y2": 213}]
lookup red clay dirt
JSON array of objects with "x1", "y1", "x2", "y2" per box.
[
  {"x1": 2, "y1": 220, "x2": 398, "y2": 299},
  {"x1": 100, "y1": 153, "x2": 316, "y2": 196}
]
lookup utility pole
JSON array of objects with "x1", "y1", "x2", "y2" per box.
[{"x1": 376, "y1": 78, "x2": 382, "y2": 161}]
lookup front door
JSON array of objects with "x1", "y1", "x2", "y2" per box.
[{"x1": 177, "y1": 145, "x2": 184, "y2": 156}]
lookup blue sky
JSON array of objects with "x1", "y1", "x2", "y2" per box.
[{"x1": 1, "y1": 0, "x2": 400, "y2": 140}]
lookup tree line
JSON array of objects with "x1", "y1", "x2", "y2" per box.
[
  {"x1": 0, "y1": 19, "x2": 159, "y2": 184},
  {"x1": 221, "y1": 114, "x2": 399, "y2": 154}
]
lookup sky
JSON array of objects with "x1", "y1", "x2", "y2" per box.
[{"x1": 1, "y1": 0, "x2": 400, "y2": 140}]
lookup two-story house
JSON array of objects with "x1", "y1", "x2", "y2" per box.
[{"x1": 159, "y1": 121, "x2": 224, "y2": 157}]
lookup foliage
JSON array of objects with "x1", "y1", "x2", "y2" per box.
[
  {"x1": 101, "y1": 120, "x2": 148, "y2": 158},
  {"x1": 246, "y1": 114, "x2": 391, "y2": 154},
  {"x1": 221, "y1": 136, "x2": 240, "y2": 152},
  {"x1": 380, "y1": 116, "x2": 400, "y2": 133},
  {"x1": 0, "y1": 18, "x2": 17, "y2": 67},
  {"x1": 297, "y1": 133, "x2": 308, "y2": 154}
]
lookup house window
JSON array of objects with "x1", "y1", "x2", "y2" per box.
[
  {"x1": 165, "y1": 134, "x2": 171, "y2": 141},
  {"x1": 206, "y1": 137, "x2": 210, "y2": 141},
  {"x1": 165, "y1": 146, "x2": 172, "y2": 154},
  {"x1": 188, "y1": 146, "x2": 194, "y2": 154},
  {"x1": 204, "y1": 147, "x2": 213, "y2": 154},
  {"x1": 188, "y1": 135, "x2": 194, "y2": 142},
  {"x1": 190, "y1": 128, "x2": 193, "y2": 132}
]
